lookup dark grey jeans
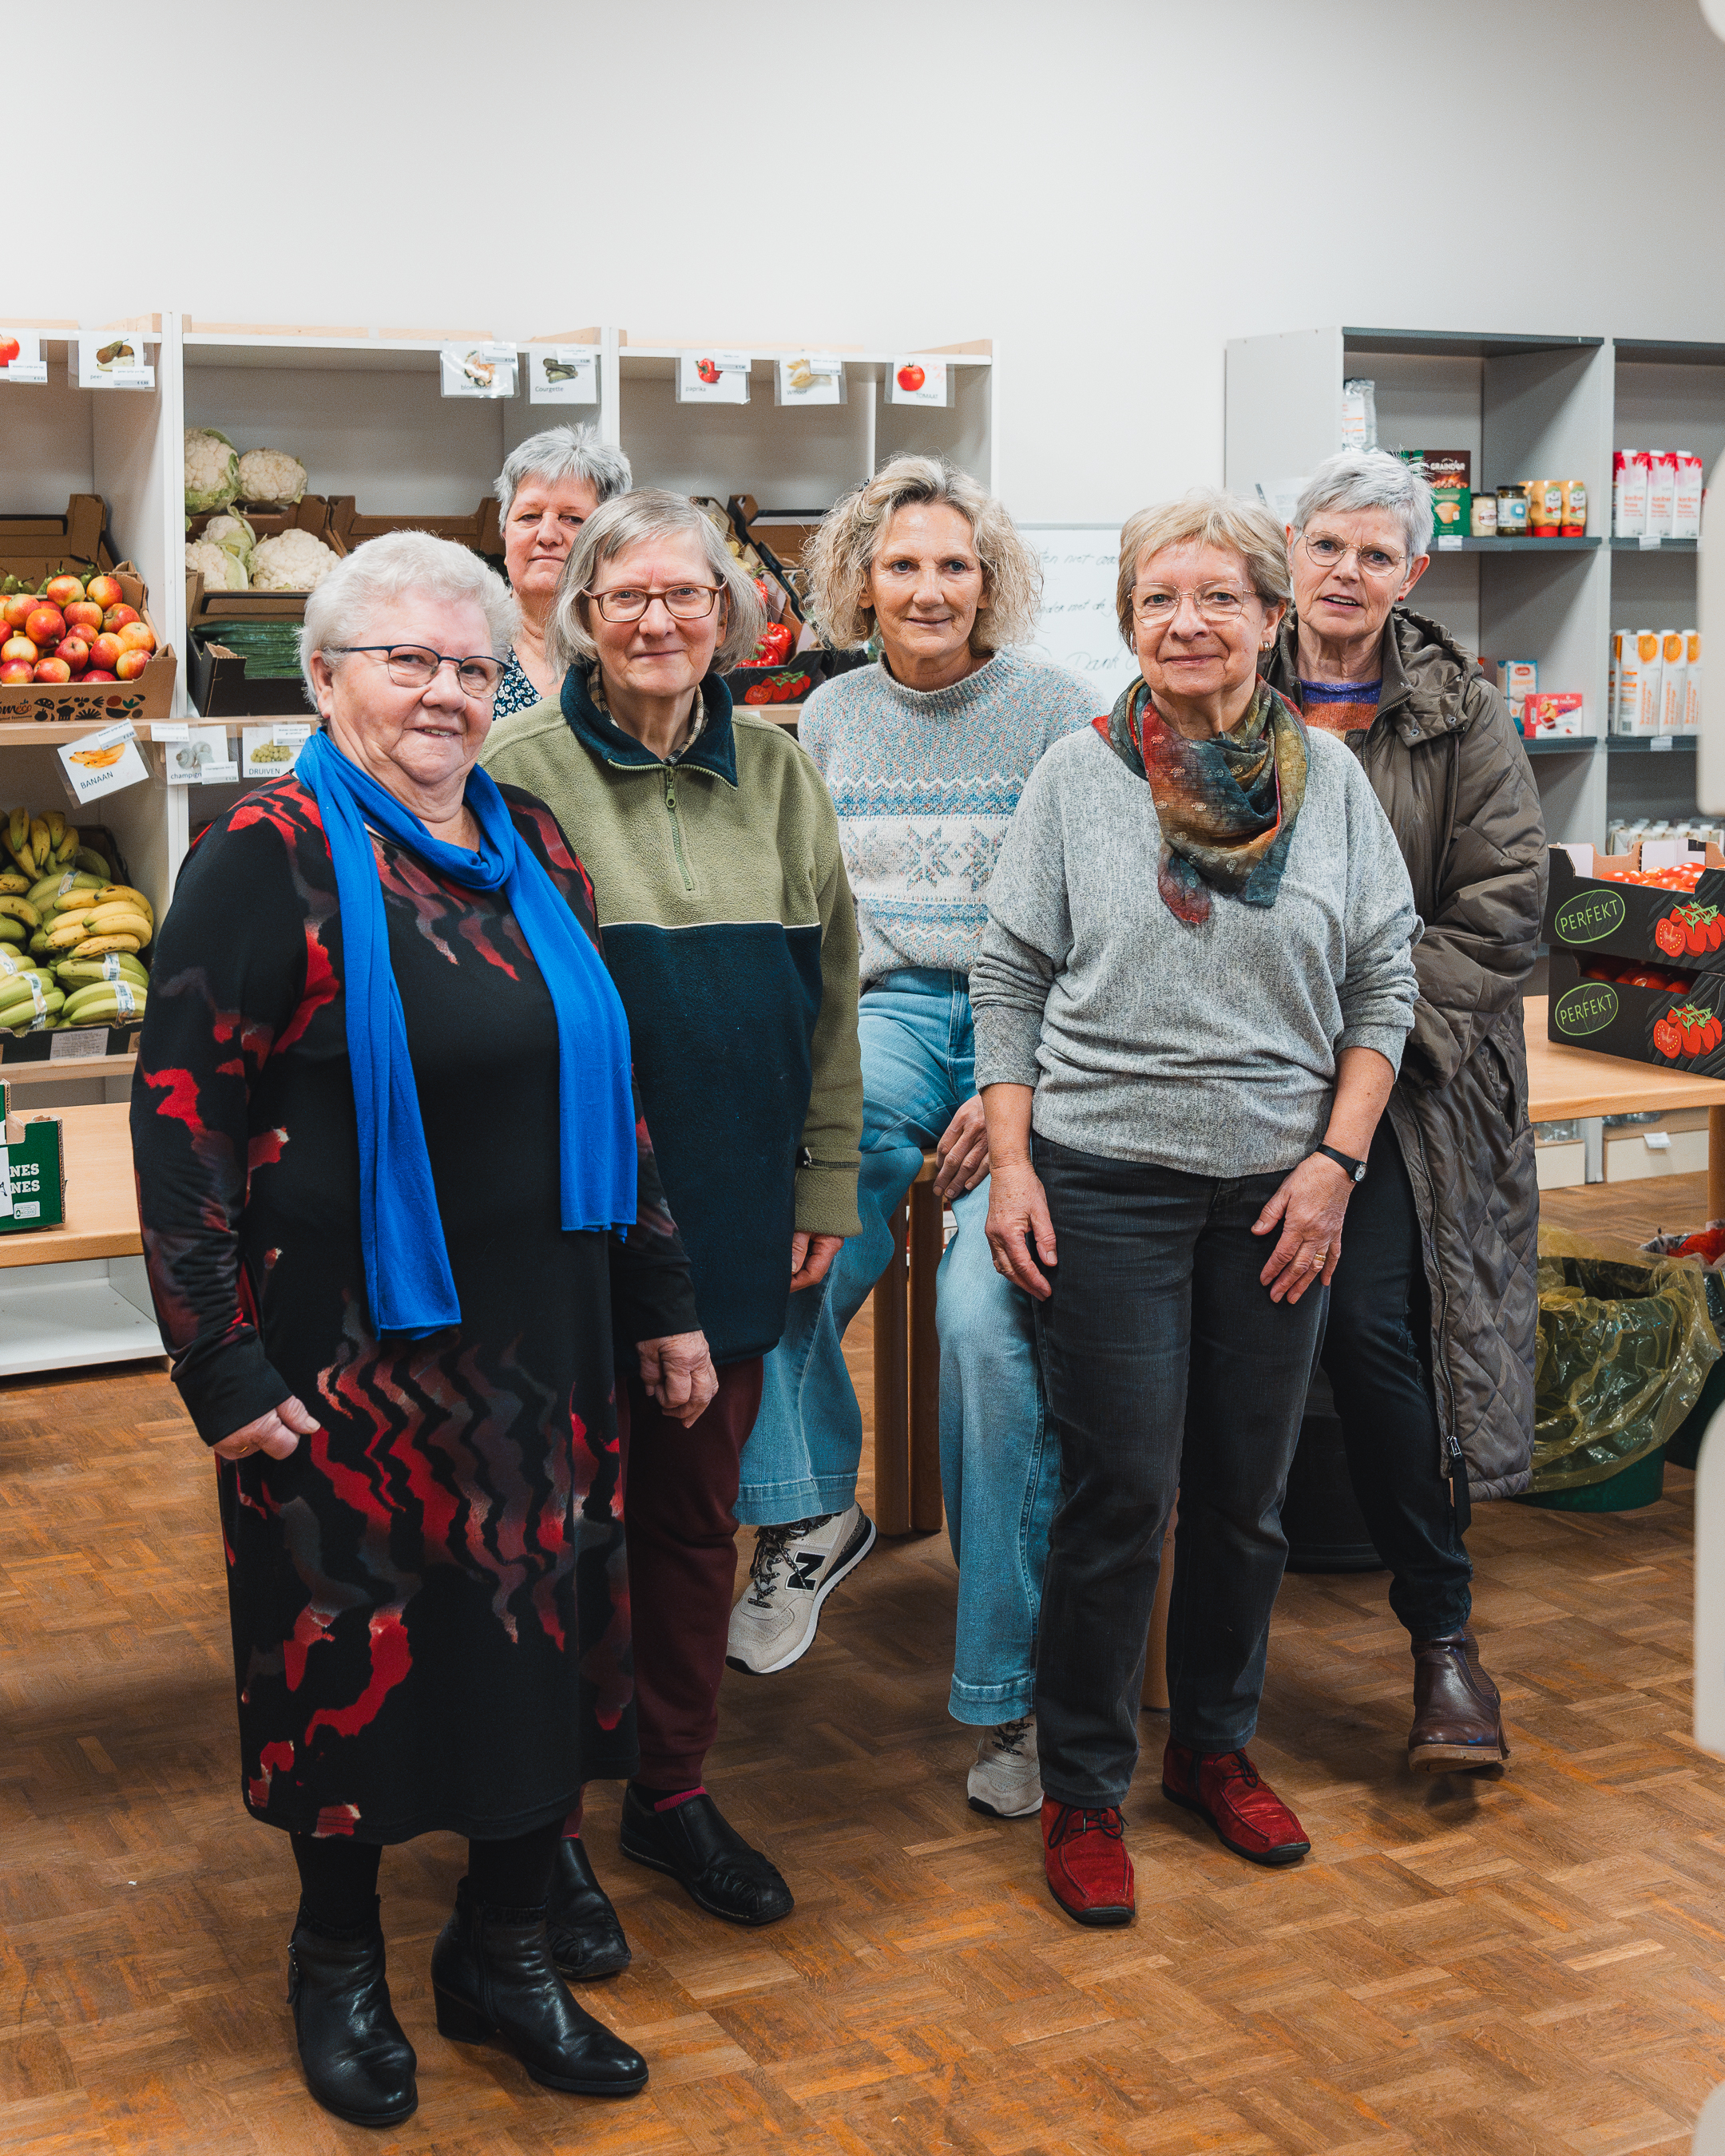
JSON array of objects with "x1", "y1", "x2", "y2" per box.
[{"x1": 1030, "y1": 1135, "x2": 1324, "y2": 1808}]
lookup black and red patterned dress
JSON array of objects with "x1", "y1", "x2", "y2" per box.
[{"x1": 131, "y1": 775, "x2": 698, "y2": 1845}]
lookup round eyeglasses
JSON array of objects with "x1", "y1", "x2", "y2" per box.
[
  {"x1": 1133, "y1": 586, "x2": 1254, "y2": 624},
  {"x1": 585, "y1": 584, "x2": 724, "y2": 623},
  {"x1": 328, "y1": 644, "x2": 503, "y2": 698},
  {"x1": 1299, "y1": 533, "x2": 1407, "y2": 579}
]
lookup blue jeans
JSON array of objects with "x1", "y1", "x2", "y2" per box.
[{"x1": 738, "y1": 971, "x2": 1055, "y2": 1726}]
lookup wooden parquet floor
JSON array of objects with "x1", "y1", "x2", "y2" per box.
[{"x1": 5, "y1": 1239, "x2": 1725, "y2": 2154}]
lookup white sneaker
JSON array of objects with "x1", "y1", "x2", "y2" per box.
[
  {"x1": 726, "y1": 1504, "x2": 877, "y2": 1674},
  {"x1": 967, "y1": 1714, "x2": 1043, "y2": 1818}
]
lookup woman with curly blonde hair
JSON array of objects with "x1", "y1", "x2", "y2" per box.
[{"x1": 727, "y1": 455, "x2": 1095, "y2": 1822}]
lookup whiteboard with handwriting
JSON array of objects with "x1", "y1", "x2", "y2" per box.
[{"x1": 1021, "y1": 525, "x2": 1138, "y2": 706}]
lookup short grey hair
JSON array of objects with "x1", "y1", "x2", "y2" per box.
[
  {"x1": 494, "y1": 424, "x2": 632, "y2": 525},
  {"x1": 805, "y1": 454, "x2": 1041, "y2": 654},
  {"x1": 547, "y1": 489, "x2": 766, "y2": 676},
  {"x1": 1116, "y1": 489, "x2": 1290, "y2": 646},
  {"x1": 1291, "y1": 450, "x2": 1433, "y2": 571},
  {"x1": 301, "y1": 529, "x2": 519, "y2": 703}
]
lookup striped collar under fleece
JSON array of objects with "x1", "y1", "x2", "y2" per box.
[
  {"x1": 297, "y1": 730, "x2": 637, "y2": 1338},
  {"x1": 1092, "y1": 677, "x2": 1309, "y2": 925}
]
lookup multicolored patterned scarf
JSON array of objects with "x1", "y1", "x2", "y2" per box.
[{"x1": 1092, "y1": 677, "x2": 1308, "y2": 925}]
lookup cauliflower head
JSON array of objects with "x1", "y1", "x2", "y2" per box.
[
  {"x1": 251, "y1": 529, "x2": 340, "y2": 592},
  {"x1": 203, "y1": 512, "x2": 256, "y2": 567},
  {"x1": 236, "y1": 448, "x2": 308, "y2": 505},
  {"x1": 186, "y1": 539, "x2": 248, "y2": 593},
  {"x1": 184, "y1": 428, "x2": 240, "y2": 513}
]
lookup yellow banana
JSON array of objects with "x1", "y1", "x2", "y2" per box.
[
  {"x1": 7, "y1": 808, "x2": 26, "y2": 857},
  {"x1": 45, "y1": 812, "x2": 65, "y2": 850},
  {"x1": 57, "y1": 956, "x2": 149, "y2": 991},
  {"x1": 0, "y1": 898, "x2": 40, "y2": 929},
  {"x1": 68, "y1": 934, "x2": 141, "y2": 960},
  {"x1": 28, "y1": 818, "x2": 49, "y2": 874},
  {"x1": 53, "y1": 830, "x2": 77, "y2": 868},
  {"x1": 46, "y1": 918, "x2": 97, "y2": 950},
  {"x1": 93, "y1": 886, "x2": 154, "y2": 925},
  {"x1": 0, "y1": 918, "x2": 23, "y2": 945},
  {"x1": 62, "y1": 981, "x2": 146, "y2": 1022},
  {"x1": 0, "y1": 872, "x2": 26, "y2": 896},
  {"x1": 75, "y1": 848, "x2": 110, "y2": 878},
  {"x1": 78, "y1": 906, "x2": 153, "y2": 944}
]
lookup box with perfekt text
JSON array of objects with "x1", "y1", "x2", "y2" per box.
[
  {"x1": 1543, "y1": 844, "x2": 1725, "y2": 973},
  {"x1": 1548, "y1": 953, "x2": 1725, "y2": 1076}
]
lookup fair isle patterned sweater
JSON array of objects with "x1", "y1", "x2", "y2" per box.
[{"x1": 799, "y1": 649, "x2": 1098, "y2": 989}]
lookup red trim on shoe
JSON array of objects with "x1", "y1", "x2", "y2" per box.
[
  {"x1": 648, "y1": 1785, "x2": 708, "y2": 1813},
  {"x1": 1161, "y1": 1741, "x2": 1310, "y2": 1867},
  {"x1": 1041, "y1": 1798, "x2": 1135, "y2": 1927}
]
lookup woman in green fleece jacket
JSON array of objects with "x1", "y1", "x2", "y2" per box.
[{"x1": 481, "y1": 489, "x2": 862, "y2": 1965}]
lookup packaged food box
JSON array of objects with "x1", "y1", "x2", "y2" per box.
[
  {"x1": 1646, "y1": 453, "x2": 1677, "y2": 538},
  {"x1": 1685, "y1": 632, "x2": 1702, "y2": 732},
  {"x1": 1660, "y1": 632, "x2": 1688, "y2": 733},
  {"x1": 1430, "y1": 487, "x2": 1469, "y2": 541},
  {"x1": 1614, "y1": 450, "x2": 1650, "y2": 537},
  {"x1": 0, "y1": 1089, "x2": 64, "y2": 1233},
  {"x1": 1524, "y1": 691, "x2": 1586, "y2": 738},
  {"x1": 1493, "y1": 660, "x2": 1537, "y2": 722},
  {"x1": 0, "y1": 565, "x2": 175, "y2": 724},
  {"x1": 1549, "y1": 949, "x2": 1725, "y2": 1076},
  {"x1": 1673, "y1": 454, "x2": 1704, "y2": 541},
  {"x1": 1544, "y1": 842, "x2": 1725, "y2": 974},
  {"x1": 1613, "y1": 631, "x2": 1661, "y2": 734}
]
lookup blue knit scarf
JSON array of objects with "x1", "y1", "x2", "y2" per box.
[{"x1": 299, "y1": 731, "x2": 636, "y2": 1338}]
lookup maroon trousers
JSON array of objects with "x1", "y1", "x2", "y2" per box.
[{"x1": 617, "y1": 1356, "x2": 763, "y2": 1789}]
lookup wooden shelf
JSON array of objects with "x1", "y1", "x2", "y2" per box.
[
  {"x1": 0, "y1": 1100, "x2": 141, "y2": 1268},
  {"x1": 0, "y1": 719, "x2": 142, "y2": 744},
  {"x1": 1, "y1": 1053, "x2": 135, "y2": 1084}
]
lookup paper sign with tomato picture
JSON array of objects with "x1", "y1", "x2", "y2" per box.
[
  {"x1": 888, "y1": 357, "x2": 948, "y2": 406},
  {"x1": 676, "y1": 351, "x2": 751, "y2": 405},
  {"x1": 57, "y1": 720, "x2": 149, "y2": 805},
  {"x1": 0, "y1": 332, "x2": 46, "y2": 386}
]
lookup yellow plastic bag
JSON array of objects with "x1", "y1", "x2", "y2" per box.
[{"x1": 1533, "y1": 1226, "x2": 1721, "y2": 1492}]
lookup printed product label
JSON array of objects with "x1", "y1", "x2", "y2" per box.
[
  {"x1": 1553, "y1": 890, "x2": 1627, "y2": 945},
  {"x1": 1553, "y1": 982, "x2": 1619, "y2": 1036}
]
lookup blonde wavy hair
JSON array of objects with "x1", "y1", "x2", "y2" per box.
[
  {"x1": 1115, "y1": 489, "x2": 1291, "y2": 648},
  {"x1": 805, "y1": 456, "x2": 1041, "y2": 656}
]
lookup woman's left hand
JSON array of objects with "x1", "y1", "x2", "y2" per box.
[
  {"x1": 1251, "y1": 1155, "x2": 1354, "y2": 1304},
  {"x1": 636, "y1": 1331, "x2": 719, "y2": 1426}
]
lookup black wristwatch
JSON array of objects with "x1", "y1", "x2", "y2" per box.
[{"x1": 1313, "y1": 1143, "x2": 1367, "y2": 1184}]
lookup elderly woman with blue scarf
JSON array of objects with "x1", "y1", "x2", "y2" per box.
[{"x1": 130, "y1": 531, "x2": 716, "y2": 2130}]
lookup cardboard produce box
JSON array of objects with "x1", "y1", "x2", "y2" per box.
[
  {"x1": 0, "y1": 1022, "x2": 143, "y2": 1067},
  {"x1": 0, "y1": 1084, "x2": 64, "y2": 1233},
  {"x1": 0, "y1": 566, "x2": 176, "y2": 725},
  {"x1": 327, "y1": 495, "x2": 499, "y2": 557},
  {"x1": 0, "y1": 493, "x2": 118, "y2": 580},
  {"x1": 1545, "y1": 844, "x2": 1725, "y2": 974},
  {"x1": 188, "y1": 632, "x2": 313, "y2": 719},
  {"x1": 185, "y1": 500, "x2": 345, "y2": 632},
  {"x1": 1548, "y1": 951, "x2": 1725, "y2": 1076}
]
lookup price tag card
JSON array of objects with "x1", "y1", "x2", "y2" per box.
[
  {"x1": 0, "y1": 331, "x2": 46, "y2": 386},
  {"x1": 74, "y1": 331, "x2": 154, "y2": 390},
  {"x1": 242, "y1": 722, "x2": 315, "y2": 777},
  {"x1": 1437, "y1": 534, "x2": 1463, "y2": 550},
  {"x1": 50, "y1": 1027, "x2": 109, "y2": 1060},
  {"x1": 887, "y1": 357, "x2": 948, "y2": 406},
  {"x1": 1640, "y1": 533, "x2": 1663, "y2": 549},
  {"x1": 165, "y1": 723, "x2": 231, "y2": 784},
  {"x1": 149, "y1": 722, "x2": 190, "y2": 743},
  {"x1": 526, "y1": 346, "x2": 599, "y2": 405},
  {"x1": 676, "y1": 351, "x2": 751, "y2": 405},
  {"x1": 439, "y1": 343, "x2": 518, "y2": 398},
  {"x1": 58, "y1": 720, "x2": 149, "y2": 803},
  {"x1": 1650, "y1": 735, "x2": 1675, "y2": 752},
  {"x1": 775, "y1": 354, "x2": 846, "y2": 407},
  {"x1": 200, "y1": 759, "x2": 241, "y2": 786}
]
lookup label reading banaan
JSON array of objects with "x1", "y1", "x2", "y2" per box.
[
  {"x1": 1554, "y1": 982, "x2": 1619, "y2": 1036},
  {"x1": 1553, "y1": 890, "x2": 1627, "y2": 945}
]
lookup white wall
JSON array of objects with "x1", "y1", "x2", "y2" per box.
[{"x1": 14, "y1": 0, "x2": 1725, "y2": 521}]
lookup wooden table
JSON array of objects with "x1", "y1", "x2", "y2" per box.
[
  {"x1": 868, "y1": 997, "x2": 1725, "y2": 1539},
  {"x1": 0, "y1": 1100, "x2": 162, "y2": 1373}
]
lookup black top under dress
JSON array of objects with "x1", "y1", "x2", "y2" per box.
[{"x1": 131, "y1": 775, "x2": 698, "y2": 1845}]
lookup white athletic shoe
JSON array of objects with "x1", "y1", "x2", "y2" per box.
[
  {"x1": 966, "y1": 1714, "x2": 1043, "y2": 1818},
  {"x1": 725, "y1": 1503, "x2": 877, "y2": 1674}
]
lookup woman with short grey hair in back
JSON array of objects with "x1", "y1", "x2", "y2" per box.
[
  {"x1": 972, "y1": 489, "x2": 1418, "y2": 1925},
  {"x1": 491, "y1": 423, "x2": 633, "y2": 716},
  {"x1": 1262, "y1": 448, "x2": 1546, "y2": 1778}
]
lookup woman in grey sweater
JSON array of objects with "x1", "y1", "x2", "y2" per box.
[{"x1": 970, "y1": 490, "x2": 1418, "y2": 1928}]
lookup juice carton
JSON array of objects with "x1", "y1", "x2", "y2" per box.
[
  {"x1": 1684, "y1": 632, "x2": 1702, "y2": 732},
  {"x1": 1646, "y1": 453, "x2": 1677, "y2": 538},
  {"x1": 1673, "y1": 454, "x2": 1704, "y2": 541},
  {"x1": 1636, "y1": 631, "x2": 1665, "y2": 732},
  {"x1": 1614, "y1": 450, "x2": 1649, "y2": 537},
  {"x1": 1660, "y1": 632, "x2": 1687, "y2": 732}
]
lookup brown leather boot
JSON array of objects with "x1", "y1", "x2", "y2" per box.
[{"x1": 1408, "y1": 1632, "x2": 1507, "y2": 1772}]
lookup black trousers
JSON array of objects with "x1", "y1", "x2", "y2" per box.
[
  {"x1": 1030, "y1": 1136, "x2": 1325, "y2": 1807},
  {"x1": 291, "y1": 1820, "x2": 563, "y2": 1932},
  {"x1": 1319, "y1": 1120, "x2": 1473, "y2": 1643}
]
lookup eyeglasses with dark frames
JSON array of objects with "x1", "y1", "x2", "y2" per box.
[{"x1": 327, "y1": 645, "x2": 505, "y2": 698}]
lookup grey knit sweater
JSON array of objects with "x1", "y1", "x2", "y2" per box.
[{"x1": 970, "y1": 723, "x2": 1420, "y2": 1179}]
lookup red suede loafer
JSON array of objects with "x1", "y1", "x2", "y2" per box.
[
  {"x1": 1041, "y1": 1797, "x2": 1135, "y2": 1926},
  {"x1": 1161, "y1": 1741, "x2": 1311, "y2": 1867}
]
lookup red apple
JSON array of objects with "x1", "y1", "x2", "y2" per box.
[
  {"x1": 114, "y1": 649, "x2": 149, "y2": 680},
  {"x1": 0, "y1": 660, "x2": 33, "y2": 684},
  {"x1": 0, "y1": 336, "x2": 19, "y2": 369},
  {"x1": 85, "y1": 573, "x2": 123, "y2": 609},
  {"x1": 1, "y1": 594, "x2": 35, "y2": 632},
  {"x1": 897, "y1": 363, "x2": 926, "y2": 393},
  {"x1": 101, "y1": 602, "x2": 139, "y2": 632},
  {"x1": 33, "y1": 656, "x2": 71, "y2": 684},
  {"x1": 43, "y1": 575, "x2": 84, "y2": 610},
  {"x1": 1, "y1": 636, "x2": 38, "y2": 667},
  {"x1": 25, "y1": 605, "x2": 64, "y2": 647},
  {"x1": 63, "y1": 600, "x2": 103, "y2": 633},
  {"x1": 116, "y1": 621, "x2": 156, "y2": 654},
  {"x1": 57, "y1": 636, "x2": 90, "y2": 676},
  {"x1": 81, "y1": 668, "x2": 117, "y2": 682},
  {"x1": 90, "y1": 632, "x2": 123, "y2": 670}
]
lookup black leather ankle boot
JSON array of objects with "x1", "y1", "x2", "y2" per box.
[
  {"x1": 548, "y1": 1837, "x2": 632, "y2": 1980},
  {"x1": 287, "y1": 1900, "x2": 417, "y2": 2127},
  {"x1": 431, "y1": 1878, "x2": 647, "y2": 2095}
]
